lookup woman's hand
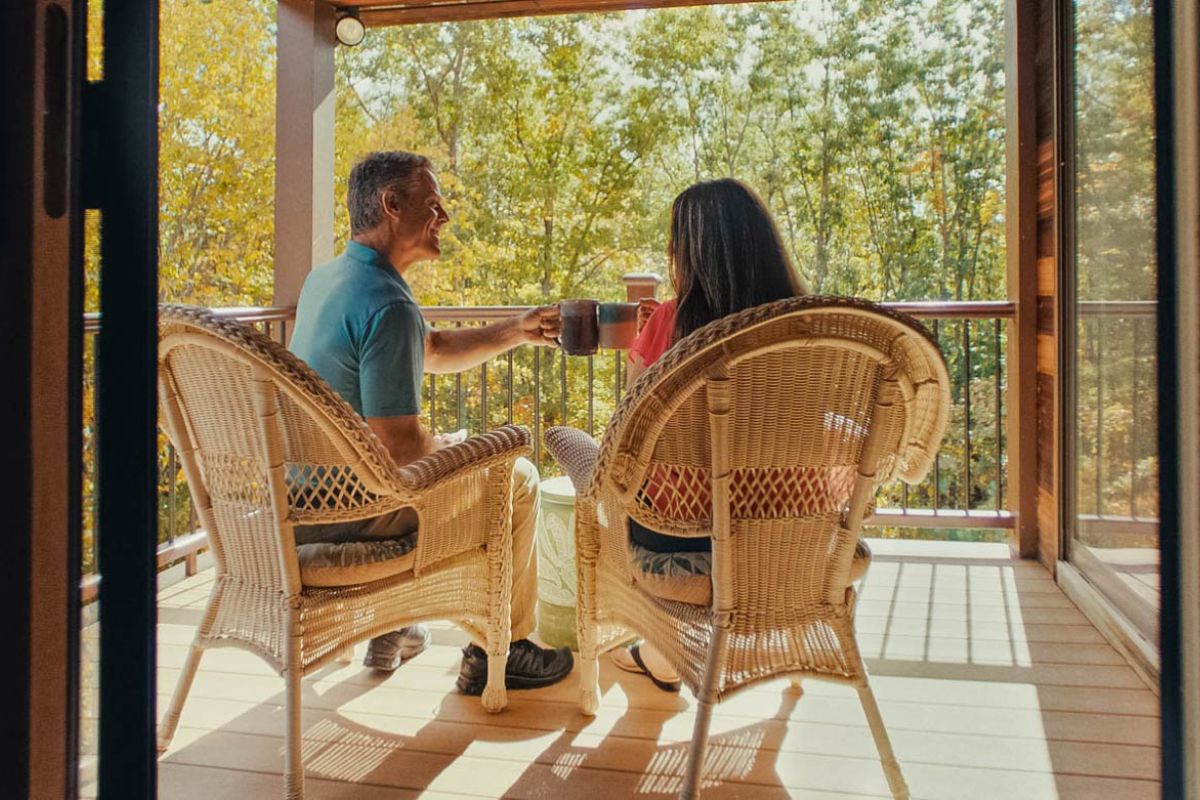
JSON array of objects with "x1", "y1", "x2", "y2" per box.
[
  {"x1": 517, "y1": 304, "x2": 561, "y2": 346},
  {"x1": 636, "y1": 298, "x2": 661, "y2": 333}
]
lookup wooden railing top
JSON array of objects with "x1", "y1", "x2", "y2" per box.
[
  {"x1": 84, "y1": 305, "x2": 295, "y2": 334},
  {"x1": 885, "y1": 300, "x2": 1015, "y2": 319},
  {"x1": 84, "y1": 299, "x2": 1022, "y2": 333},
  {"x1": 81, "y1": 299, "x2": 1159, "y2": 333}
]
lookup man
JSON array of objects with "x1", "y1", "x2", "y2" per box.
[{"x1": 288, "y1": 151, "x2": 573, "y2": 695}]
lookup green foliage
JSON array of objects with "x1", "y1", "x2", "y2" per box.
[
  {"x1": 1071, "y1": 0, "x2": 1158, "y2": 543},
  {"x1": 83, "y1": 0, "x2": 1022, "y2": 568},
  {"x1": 158, "y1": 0, "x2": 277, "y2": 306},
  {"x1": 83, "y1": 0, "x2": 279, "y2": 570},
  {"x1": 331, "y1": 3, "x2": 1010, "y2": 482},
  {"x1": 335, "y1": 2, "x2": 1006, "y2": 305}
]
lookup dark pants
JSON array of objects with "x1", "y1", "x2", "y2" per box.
[{"x1": 629, "y1": 519, "x2": 711, "y2": 553}]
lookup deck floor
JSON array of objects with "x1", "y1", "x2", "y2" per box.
[{"x1": 88, "y1": 539, "x2": 1161, "y2": 798}]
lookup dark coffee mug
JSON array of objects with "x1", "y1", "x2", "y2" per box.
[
  {"x1": 559, "y1": 299, "x2": 600, "y2": 356},
  {"x1": 598, "y1": 302, "x2": 638, "y2": 350}
]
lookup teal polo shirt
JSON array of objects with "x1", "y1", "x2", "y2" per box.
[{"x1": 289, "y1": 241, "x2": 427, "y2": 418}]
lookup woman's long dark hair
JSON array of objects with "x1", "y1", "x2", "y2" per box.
[{"x1": 668, "y1": 179, "x2": 807, "y2": 343}]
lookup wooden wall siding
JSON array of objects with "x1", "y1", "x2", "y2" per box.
[{"x1": 1034, "y1": 0, "x2": 1061, "y2": 573}]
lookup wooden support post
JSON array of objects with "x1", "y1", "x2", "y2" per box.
[
  {"x1": 1004, "y1": 0, "x2": 1040, "y2": 559},
  {"x1": 274, "y1": 0, "x2": 336, "y2": 309}
]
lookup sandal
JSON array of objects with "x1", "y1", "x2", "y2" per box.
[{"x1": 611, "y1": 644, "x2": 682, "y2": 693}]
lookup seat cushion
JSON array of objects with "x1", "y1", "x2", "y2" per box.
[
  {"x1": 297, "y1": 533, "x2": 417, "y2": 587},
  {"x1": 628, "y1": 538, "x2": 872, "y2": 607}
]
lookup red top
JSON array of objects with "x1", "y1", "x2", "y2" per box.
[
  {"x1": 628, "y1": 299, "x2": 698, "y2": 515},
  {"x1": 627, "y1": 295, "x2": 835, "y2": 524},
  {"x1": 629, "y1": 298, "x2": 677, "y2": 367}
]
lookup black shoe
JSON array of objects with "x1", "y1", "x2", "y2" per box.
[
  {"x1": 363, "y1": 624, "x2": 432, "y2": 672},
  {"x1": 456, "y1": 639, "x2": 574, "y2": 695}
]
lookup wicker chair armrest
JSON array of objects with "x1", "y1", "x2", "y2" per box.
[
  {"x1": 396, "y1": 424, "x2": 531, "y2": 494},
  {"x1": 544, "y1": 426, "x2": 600, "y2": 492}
]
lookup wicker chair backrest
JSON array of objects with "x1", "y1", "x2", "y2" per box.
[
  {"x1": 594, "y1": 296, "x2": 949, "y2": 613},
  {"x1": 157, "y1": 305, "x2": 408, "y2": 591}
]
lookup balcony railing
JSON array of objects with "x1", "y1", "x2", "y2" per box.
[
  {"x1": 1073, "y1": 300, "x2": 1160, "y2": 544},
  {"x1": 80, "y1": 299, "x2": 1016, "y2": 602}
]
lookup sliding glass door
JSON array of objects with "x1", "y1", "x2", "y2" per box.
[{"x1": 1066, "y1": 0, "x2": 1159, "y2": 644}]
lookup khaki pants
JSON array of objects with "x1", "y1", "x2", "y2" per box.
[{"x1": 296, "y1": 456, "x2": 540, "y2": 641}]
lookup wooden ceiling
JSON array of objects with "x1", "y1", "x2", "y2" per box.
[{"x1": 331, "y1": 0, "x2": 782, "y2": 28}]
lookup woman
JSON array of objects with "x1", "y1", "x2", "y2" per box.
[{"x1": 613, "y1": 178, "x2": 808, "y2": 691}]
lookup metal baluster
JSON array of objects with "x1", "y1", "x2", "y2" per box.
[
  {"x1": 168, "y1": 445, "x2": 178, "y2": 548},
  {"x1": 995, "y1": 318, "x2": 1003, "y2": 512},
  {"x1": 534, "y1": 348, "x2": 542, "y2": 466},
  {"x1": 92, "y1": 492, "x2": 100, "y2": 574},
  {"x1": 613, "y1": 349, "x2": 621, "y2": 407},
  {"x1": 481, "y1": 362, "x2": 489, "y2": 433},
  {"x1": 455, "y1": 322, "x2": 464, "y2": 430},
  {"x1": 455, "y1": 370, "x2": 464, "y2": 430},
  {"x1": 932, "y1": 319, "x2": 940, "y2": 511},
  {"x1": 506, "y1": 350, "x2": 514, "y2": 424},
  {"x1": 430, "y1": 373, "x2": 438, "y2": 434},
  {"x1": 1130, "y1": 319, "x2": 1139, "y2": 519},
  {"x1": 587, "y1": 355, "x2": 595, "y2": 437},
  {"x1": 560, "y1": 349, "x2": 568, "y2": 429},
  {"x1": 963, "y1": 319, "x2": 972, "y2": 512},
  {"x1": 1095, "y1": 317, "x2": 1103, "y2": 516}
]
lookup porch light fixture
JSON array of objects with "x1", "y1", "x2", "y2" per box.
[{"x1": 335, "y1": 13, "x2": 365, "y2": 47}]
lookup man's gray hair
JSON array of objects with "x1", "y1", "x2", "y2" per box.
[{"x1": 347, "y1": 151, "x2": 433, "y2": 235}]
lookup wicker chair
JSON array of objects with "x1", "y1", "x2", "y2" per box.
[
  {"x1": 155, "y1": 305, "x2": 531, "y2": 799},
  {"x1": 545, "y1": 296, "x2": 950, "y2": 800}
]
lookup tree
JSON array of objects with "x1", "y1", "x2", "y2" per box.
[{"x1": 83, "y1": 0, "x2": 1018, "y2": 546}]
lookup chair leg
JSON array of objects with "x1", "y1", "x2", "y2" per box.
[
  {"x1": 481, "y1": 652, "x2": 509, "y2": 714},
  {"x1": 679, "y1": 687, "x2": 718, "y2": 800},
  {"x1": 579, "y1": 654, "x2": 600, "y2": 716},
  {"x1": 679, "y1": 626, "x2": 729, "y2": 800},
  {"x1": 480, "y1": 598, "x2": 511, "y2": 712},
  {"x1": 481, "y1": 607, "x2": 510, "y2": 713},
  {"x1": 789, "y1": 675, "x2": 804, "y2": 695},
  {"x1": 857, "y1": 681, "x2": 909, "y2": 800},
  {"x1": 157, "y1": 640, "x2": 205, "y2": 753},
  {"x1": 335, "y1": 646, "x2": 354, "y2": 666},
  {"x1": 284, "y1": 667, "x2": 304, "y2": 800},
  {"x1": 575, "y1": 537, "x2": 601, "y2": 716}
]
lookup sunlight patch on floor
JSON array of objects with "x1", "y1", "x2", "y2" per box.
[{"x1": 138, "y1": 544, "x2": 1161, "y2": 799}]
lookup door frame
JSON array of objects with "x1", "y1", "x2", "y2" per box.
[
  {"x1": 89, "y1": 0, "x2": 162, "y2": 795},
  {"x1": 1155, "y1": 0, "x2": 1199, "y2": 794},
  {"x1": 2, "y1": 0, "x2": 87, "y2": 796}
]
